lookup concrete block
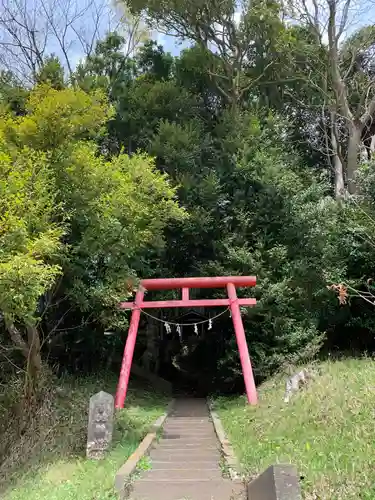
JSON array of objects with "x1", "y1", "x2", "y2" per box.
[{"x1": 247, "y1": 464, "x2": 302, "y2": 500}]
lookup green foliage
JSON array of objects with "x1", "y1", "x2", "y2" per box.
[
  {"x1": 74, "y1": 33, "x2": 135, "y2": 97},
  {"x1": 144, "y1": 96, "x2": 349, "y2": 381},
  {"x1": 36, "y1": 56, "x2": 65, "y2": 90},
  {"x1": 136, "y1": 40, "x2": 174, "y2": 81},
  {"x1": 4, "y1": 85, "x2": 112, "y2": 150},
  {"x1": 0, "y1": 83, "x2": 184, "y2": 358},
  {"x1": 0, "y1": 72, "x2": 28, "y2": 116},
  {"x1": 59, "y1": 142, "x2": 185, "y2": 328},
  {"x1": 124, "y1": 78, "x2": 201, "y2": 149},
  {"x1": 194, "y1": 112, "x2": 348, "y2": 379},
  {"x1": 125, "y1": 0, "x2": 292, "y2": 105},
  {"x1": 0, "y1": 141, "x2": 63, "y2": 323}
]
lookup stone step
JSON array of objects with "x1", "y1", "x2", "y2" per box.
[
  {"x1": 139, "y1": 468, "x2": 223, "y2": 481},
  {"x1": 153, "y1": 446, "x2": 220, "y2": 460},
  {"x1": 168, "y1": 413, "x2": 210, "y2": 423},
  {"x1": 169, "y1": 416, "x2": 210, "y2": 420},
  {"x1": 161, "y1": 435, "x2": 216, "y2": 439},
  {"x1": 156, "y1": 442, "x2": 219, "y2": 450},
  {"x1": 167, "y1": 414, "x2": 210, "y2": 418},
  {"x1": 161, "y1": 439, "x2": 217, "y2": 444},
  {"x1": 162, "y1": 436, "x2": 217, "y2": 442},
  {"x1": 163, "y1": 425, "x2": 215, "y2": 431},
  {"x1": 150, "y1": 460, "x2": 221, "y2": 470},
  {"x1": 161, "y1": 440, "x2": 218, "y2": 445},
  {"x1": 166, "y1": 424, "x2": 212, "y2": 428},
  {"x1": 149, "y1": 450, "x2": 220, "y2": 461},
  {"x1": 165, "y1": 418, "x2": 213, "y2": 429},
  {"x1": 151, "y1": 444, "x2": 219, "y2": 453},
  {"x1": 162, "y1": 432, "x2": 217, "y2": 439},
  {"x1": 150, "y1": 448, "x2": 220, "y2": 457},
  {"x1": 153, "y1": 444, "x2": 219, "y2": 452},
  {"x1": 170, "y1": 410, "x2": 210, "y2": 414},
  {"x1": 163, "y1": 428, "x2": 215, "y2": 433},
  {"x1": 164, "y1": 419, "x2": 213, "y2": 425},
  {"x1": 166, "y1": 426, "x2": 212, "y2": 429},
  {"x1": 161, "y1": 434, "x2": 217, "y2": 440},
  {"x1": 129, "y1": 480, "x2": 245, "y2": 500},
  {"x1": 170, "y1": 409, "x2": 209, "y2": 412},
  {"x1": 162, "y1": 426, "x2": 215, "y2": 433},
  {"x1": 159, "y1": 442, "x2": 218, "y2": 448},
  {"x1": 127, "y1": 398, "x2": 244, "y2": 500},
  {"x1": 162, "y1": 432, "x2": 215, "y2": 438}
]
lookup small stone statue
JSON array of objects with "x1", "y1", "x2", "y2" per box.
[{"x1": 86, "y1": 391, "x2": 114, "y2": 459}]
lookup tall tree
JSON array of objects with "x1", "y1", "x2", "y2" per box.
[
  {"x1": 124, "y1": 0, "x2": 290, "y2": 107},
  {"x1": 284, "y1": 0, "x2": 375, "y2": 195}
]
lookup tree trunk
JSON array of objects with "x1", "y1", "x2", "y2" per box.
[
  {"x1": 26, "y1": 323, "x2": 42, "y2": 379},
  {"x1": 333, "y1": 147, "x2": 345, "y2": 198},
  {"x1": 347, "y1": 121, "x2": 363, "y2": 194},
  {"x1": 331, "y1": 111, "x2": 345, "y2": 198},
  {"x1": 370, "y1": 135, "x2": 375, "y2": 157},
  {"x1": 4, "y1": 317, "x2": 42, "y2": 393}
]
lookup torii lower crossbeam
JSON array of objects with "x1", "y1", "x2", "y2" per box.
[{"x1": 115, "y1": 276, "x2": 258, "y2": 409}]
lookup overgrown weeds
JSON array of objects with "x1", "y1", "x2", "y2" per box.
[
  {"x1": 215, "y1": 358, "x2": 375, "y2": 500},
  {"x1": 0, "y1": 371, "x2": 167, "y2": 500}
]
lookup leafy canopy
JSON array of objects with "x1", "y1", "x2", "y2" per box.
[{"x1": 0, "y1": 85, "x2": 184, "y2": 334}]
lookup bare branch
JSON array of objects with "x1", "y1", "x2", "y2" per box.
[
  {"x1": 337, "y1": 0, "x2": 351, "y2": 40},
  {"x1": 360, "y1": 94, "x2": 375, "y2": 126},
  {"x1": 0, "y1": 0, "x2": 116, "y2": 83}
]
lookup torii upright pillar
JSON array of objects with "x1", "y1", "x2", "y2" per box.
[{"x1": 115, "y1": 276, "x2": 258, "y2": 408}]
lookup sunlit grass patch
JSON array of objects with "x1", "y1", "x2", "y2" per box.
[{"x1": 214, "y1": 358, "x2": 375, "y2": 500}]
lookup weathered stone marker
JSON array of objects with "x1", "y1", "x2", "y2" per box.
[
  {"x1": 86, "y1": 391, "x2": 114, "y2": 459},
  {"x1": 247, "y1": 464, "x2": 302, "y2": 500}
]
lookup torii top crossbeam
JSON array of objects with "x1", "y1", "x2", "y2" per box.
[
  {"x1": 115, "y1": 275, "x2": 258, "y2": 409},
  {"x1": 136, "y1": 276, "x2": 256, "y2": 290},
  {"x1": 119, "y1": 276, "x2": 257, "y2": 309}
]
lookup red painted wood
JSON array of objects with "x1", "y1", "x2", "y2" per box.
[
  {"x1": 182, "y1": 288, "x2": 189, "y2": 301},
  {"x1": 119, "y1": 298, "x2": 257, "y2": 309},
  {"x1": 140, "y1": 276, "x2": 256, "y2": 291},
  {"x1": 227, "y1": 283, "x2": 258, "y2": 405},
  {"x1": 115, "y1": 288, "x2": 144, "y2": 409}
]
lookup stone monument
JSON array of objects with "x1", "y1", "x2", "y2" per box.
[{"x1": 86, "y1": 391, "x2": 114, "y2": 459}]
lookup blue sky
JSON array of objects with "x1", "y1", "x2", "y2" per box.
[
  {"x1": 139, "y1": 0, "x2": 374, "y2": 58},
  {"x1": 37, "y1": 0, "x2": 374, "y2": 71},
  {"x1": 155, "y1": 33, "x2": 190, "y2": 56}
]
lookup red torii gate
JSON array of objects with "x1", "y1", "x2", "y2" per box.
[{"x1": 115, "y1": 276, "x2": 258, "y2": 409}]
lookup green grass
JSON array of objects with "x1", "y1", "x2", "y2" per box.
[
  {"x1": 214, "y1": 358, "x2": 375, "y2": 500},
  {"x1": 1, "y1": 375, "x2": 168, "y2": 500}
]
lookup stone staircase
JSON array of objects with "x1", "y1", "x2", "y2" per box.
[{"x1": 129, "y1": 399, "x2": 245, "y2": 500}]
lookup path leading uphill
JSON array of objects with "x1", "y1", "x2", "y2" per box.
[{"x1": 129, "y1": 398, "x2": 245, "y2": 500}]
